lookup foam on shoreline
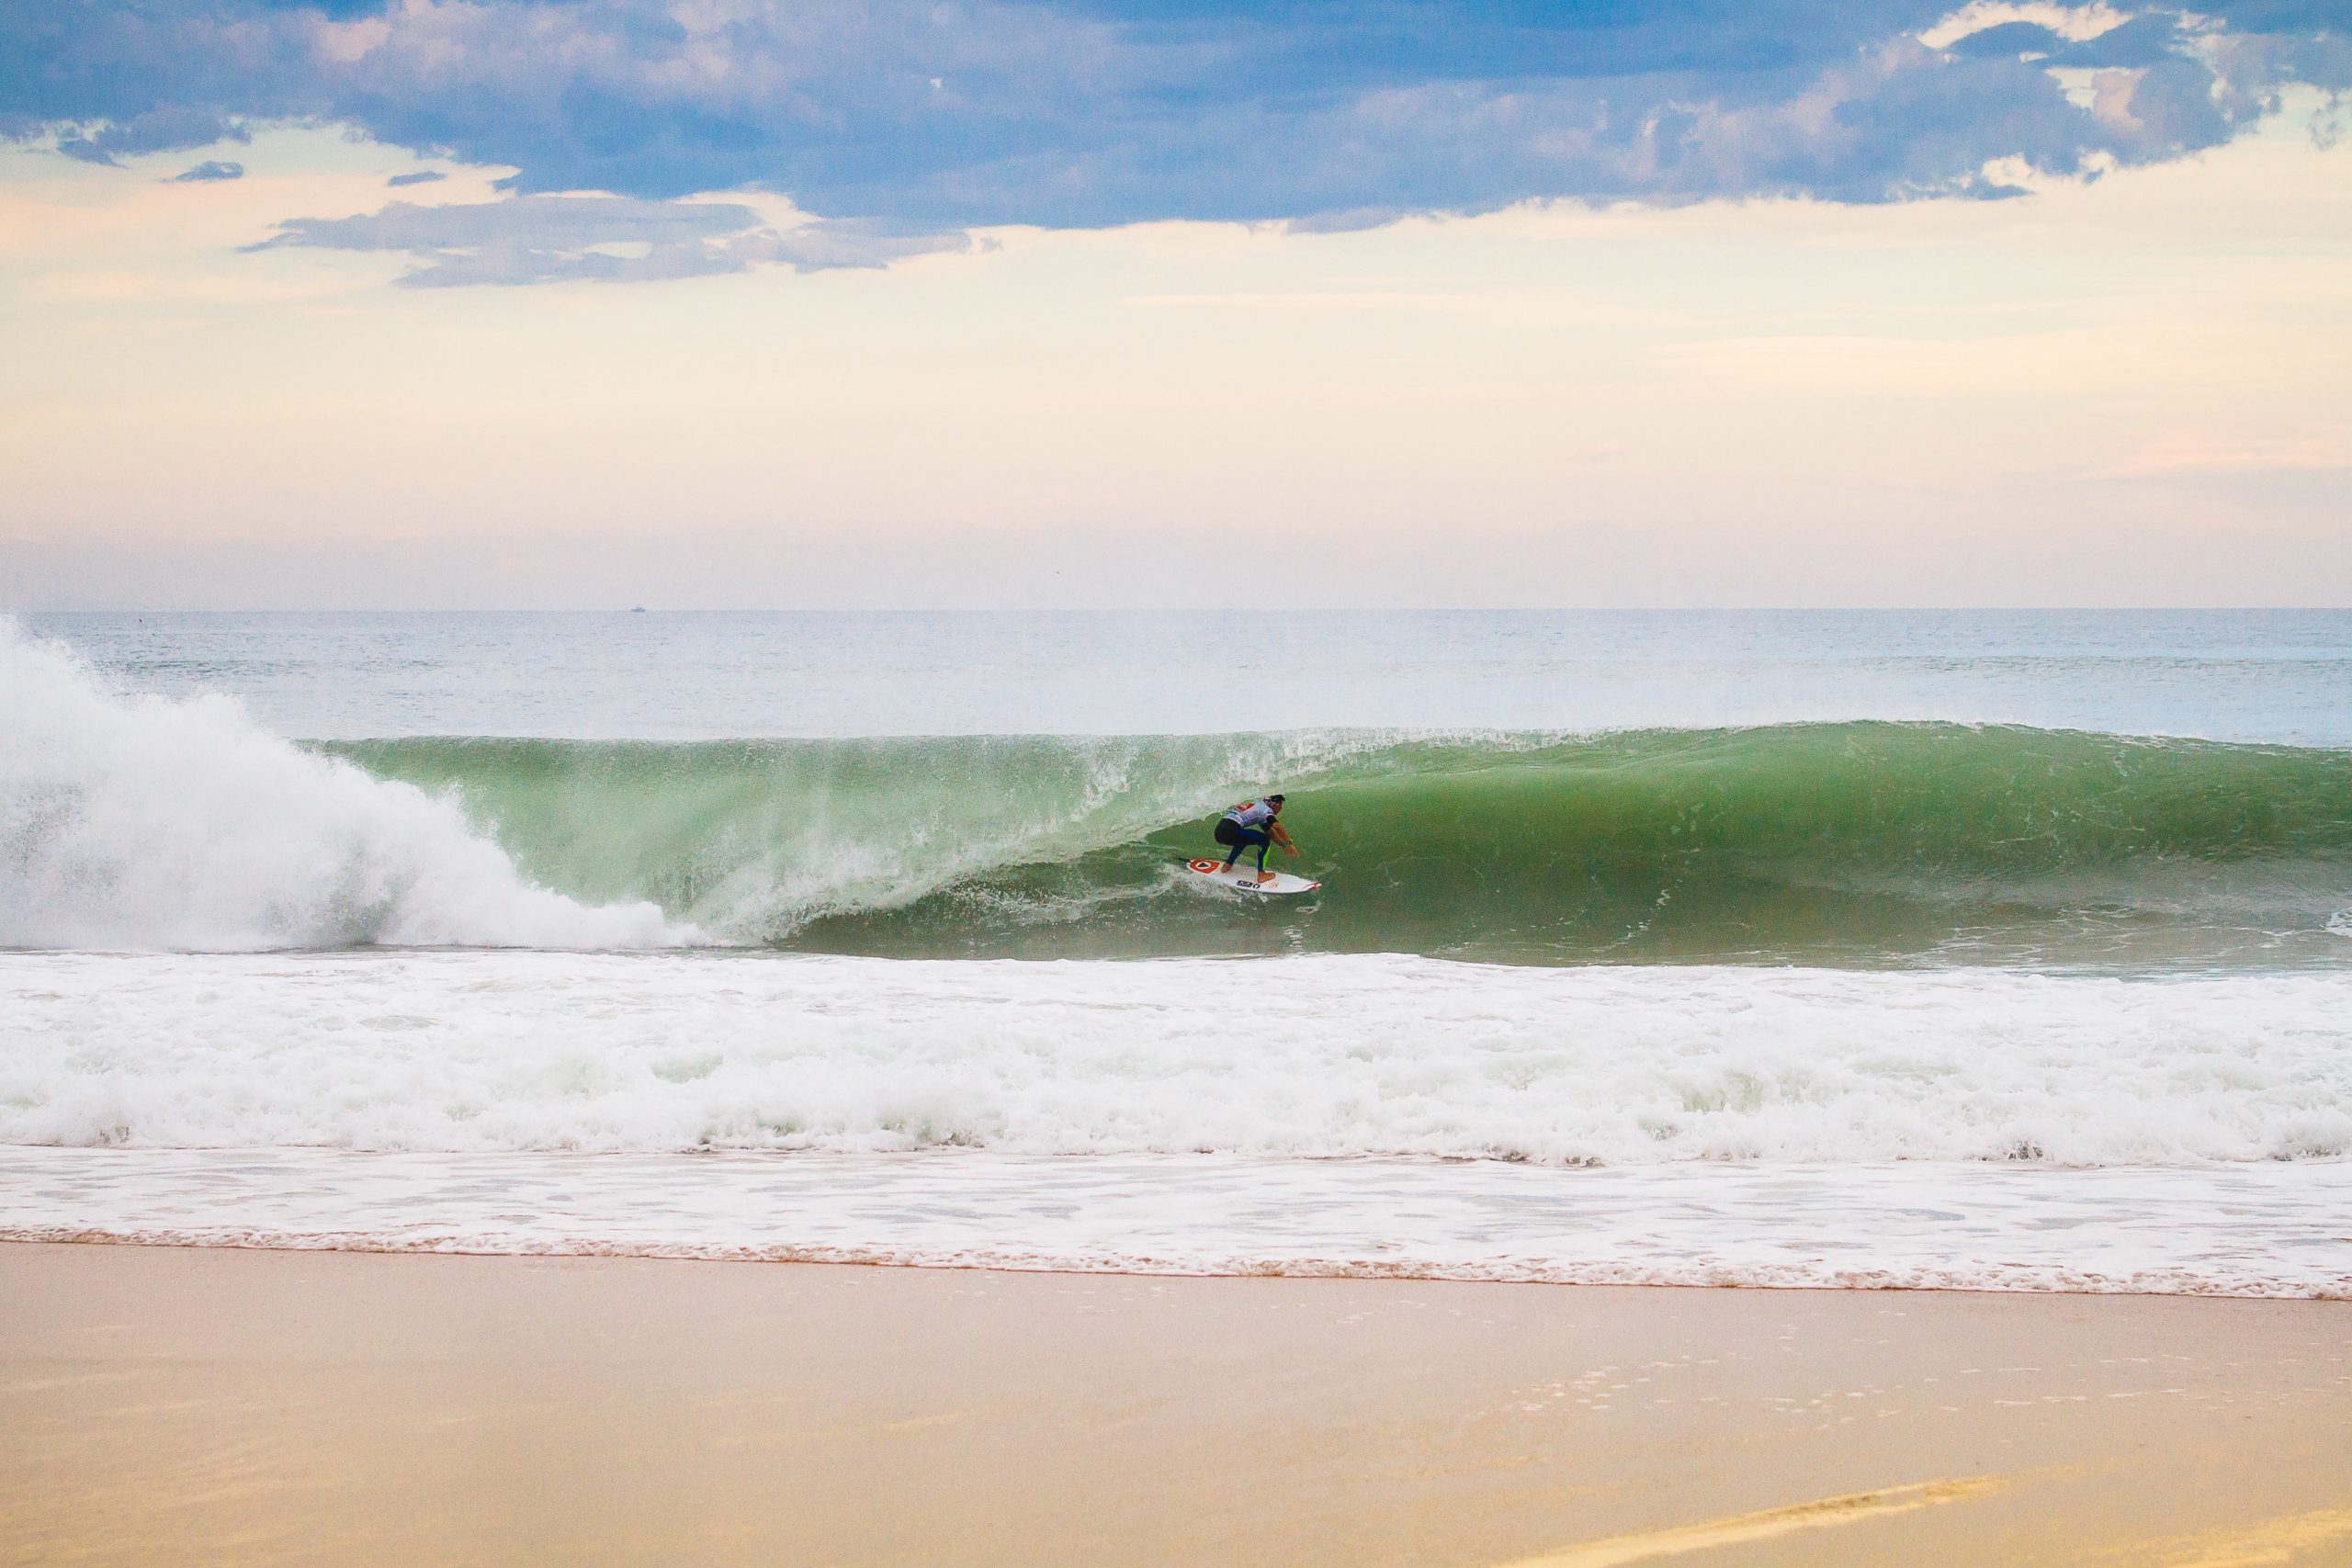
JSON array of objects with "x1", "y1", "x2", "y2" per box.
[{"x1": 7, "y1": 1147, "x2": 2347, "y2": 1298}]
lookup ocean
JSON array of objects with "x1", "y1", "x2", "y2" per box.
[{"x1": 4, "y1": 610, "x2": 2348, "y2": 1294}]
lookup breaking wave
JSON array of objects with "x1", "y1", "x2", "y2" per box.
[
  {"x1": 7, "y1": 623, "x2": 2350, "y2": 964},
  {"x1": 1, "y1": 629, "x2": 683, "y2": 950}
]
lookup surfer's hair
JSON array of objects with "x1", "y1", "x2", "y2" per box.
[{"x1": 1267, "y1": 794, "x2": 1286, "y2": 805}]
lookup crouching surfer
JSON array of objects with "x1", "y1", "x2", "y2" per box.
[{"x1": 1214, "y1": 795, "x2": 1299, "y2": 885}]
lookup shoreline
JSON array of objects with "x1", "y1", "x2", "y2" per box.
[
  {"x1": 7, "y1": 1241, "x2": 2350, "y2": 1566},
  {"x1": 8, "y1": 1145, "x2": 2346, "y2": 1300},
  {"x1": 9, "y1": 1224, "x2": 2348, "y2": 1301}
]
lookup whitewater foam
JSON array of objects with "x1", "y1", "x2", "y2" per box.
[
  {"x1": 8, "y1": 1148, "x2": 2346, "y2": 1296},
  {"x1": 0, "y1": 628, "x2": 686, "y2": 950},
  {"x1": 6, "y1": 951, "x2": 2347, "y2": 1165}
]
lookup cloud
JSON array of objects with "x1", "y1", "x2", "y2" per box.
[
  {"x1": 248, "y1": 193, "x2": 967, "y2": 285},
  {"x1": 1943, "y1": 21, "x2": 2072, "y2": 58},
  {"x1": 385, "y1": 169, "x2": 445, "y2": 187},
  {"x1": 168, "y1": 159, "x2": 244, "y2": 182},
  {"x1": 30, "y1": 107, "x2": 250, "y2": 166},
  {"x1": 5, "y1": 0, "x2": 2345, "y2": 255},
  {"x1": 2095, "y1": 440, "x2": 2352, "y2": 477},
  {"x1": 2052, "y1": 14, "x2": 2196, "y2": 68},
  {"x1": 1919, "y1": 3, "x2": 2136, "y2": 50}
]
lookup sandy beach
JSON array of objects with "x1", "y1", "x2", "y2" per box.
[{"x1": 5, "y1": 1243, "x2": 2348, "y2": 1567}]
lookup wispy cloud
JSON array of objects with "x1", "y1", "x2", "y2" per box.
[
  {"x1": 2095, "y1": 440, "x2": 2352, "y2": 477},
  {"x1": 167, "y1": 159, "x2": 243, "y2": 183},
  {"x1": 1919, "y1": 3, "x2": 2137, "y2": 51},
  {"x1": 249, "y1": 193, "x2": 967, "y2": 286}
]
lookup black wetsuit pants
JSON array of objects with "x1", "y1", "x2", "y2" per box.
[{"x1": 1214, "y1": 818, "x2": 1272, "y2": 871}]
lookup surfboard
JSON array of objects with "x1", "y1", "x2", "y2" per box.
[{"x1": 1182, "y1": 858, "x2": 1320, "y2": 895}]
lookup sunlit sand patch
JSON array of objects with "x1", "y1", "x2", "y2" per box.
[
  {"x1": 2134, "y1": 1506, "x2": 2352, "y2": 1568},
  {"x1": 1493, "y1": 1475, "x2": 2008, "y2": 1567}
]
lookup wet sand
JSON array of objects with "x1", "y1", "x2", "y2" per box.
[{"x1": 3, "y1": 1242, "x2": 2348, "y2": 1567}]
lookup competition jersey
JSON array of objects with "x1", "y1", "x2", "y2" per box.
[{"x1": 1224, "y1": 800, "x2": 1277, "y2": 829}]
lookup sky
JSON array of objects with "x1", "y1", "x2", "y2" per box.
[{"x1": 2, "y1": 0, "x2": 2348, "y2": 608}]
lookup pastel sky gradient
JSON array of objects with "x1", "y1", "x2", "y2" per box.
[{"x1": 3, "y1": 0, "x2": 2348, "y2": 607}]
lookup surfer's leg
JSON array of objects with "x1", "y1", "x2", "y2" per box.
[
  {"x1": 1227, "y1": 828, "x2": 1268, "y2": 874},
  {"x1": 1218, "y1": 823, "x2": 1269, "y2": 871}
]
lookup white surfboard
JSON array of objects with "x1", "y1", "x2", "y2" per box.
[{"x1": 1182, "y1": 857, "x2": 1320, "y2": 895}]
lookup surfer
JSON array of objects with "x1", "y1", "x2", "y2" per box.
[{"x1": 1215, "y1": 795, "x2": 1298, "y2": 885}]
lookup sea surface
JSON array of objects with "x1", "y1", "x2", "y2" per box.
[{"x1": 5, "y1": 610, "x2": 2349, "y2": 1294}]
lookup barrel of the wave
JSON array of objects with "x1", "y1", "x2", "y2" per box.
[{"x1": 306, "y1": 722, "x2": 2352, "y2": 965}]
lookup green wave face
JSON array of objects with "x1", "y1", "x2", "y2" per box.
[{"x1": 328, "y1": 724, "x2": 2352, "y2": 967}]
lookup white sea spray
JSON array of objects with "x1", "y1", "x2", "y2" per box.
[
  {"x1": 0, "y1": 628, "x2": 686, "y2": 950},
  {"x1": 6, "y1": 952, "x2": 2346, "y2": 1166}
]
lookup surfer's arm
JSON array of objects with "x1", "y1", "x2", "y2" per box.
[{"x1": 1271, "y1": 821, "x2": 1299, "y2": 854}]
